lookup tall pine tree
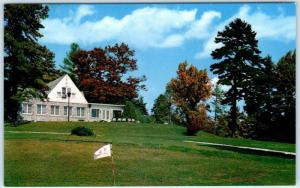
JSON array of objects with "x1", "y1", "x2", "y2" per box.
[
  {"x1": 210, "y1": 18, "x2": 261, "y2": 137},
  {"x1": 60, "y1": 42, "x2": 80, "y2": 86},
  {"x1": 4, "y1": 4, "x2": 58, "y2": 122}
]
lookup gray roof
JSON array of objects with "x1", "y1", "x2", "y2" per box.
[{"x1": 47, "y1": 75, "x2": 65, "y2": 91}]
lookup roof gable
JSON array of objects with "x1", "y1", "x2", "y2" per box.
[
  {"x1": 47, "y1": 75, "x2": 88, "y2": 104},
  {"x1": 47, "y1": 75, "x2": 65, "y2": 92}
]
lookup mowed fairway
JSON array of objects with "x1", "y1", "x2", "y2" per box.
[{"x1": 4, "y1": 122, "x2": 295, "y2": 186}]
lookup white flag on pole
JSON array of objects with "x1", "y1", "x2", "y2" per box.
[{"x1": 94, "y1": 144, "x2": 111, "y2": 160}]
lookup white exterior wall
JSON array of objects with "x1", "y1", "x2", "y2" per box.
[
  {"x1": 47, "y1": 75, "x2": 88, "y2": 104},
  {"x1": 20, "y1": 74, "x2": 124, "y2": 122},
  {"x1": 21, "y1": 100, "x2": 124, "y2": 122},
  {"x1": 89, "y1": 103, "x2": 124, "y2": 122},
  {"x1": 21, "y1": 99, "x2": 88, "y2": 122}
]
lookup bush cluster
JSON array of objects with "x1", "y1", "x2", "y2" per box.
[{"x1": 71, "y1": 126, "x2": 95, "y2": 136}]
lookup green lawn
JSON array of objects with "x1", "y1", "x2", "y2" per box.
[{"x1": 4, "y1": 122, "x2": 295, "y2": 186}]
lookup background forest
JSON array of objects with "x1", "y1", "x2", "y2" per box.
[{"x1": 4, "y1": 4, "x2": 296, "y2": 143}]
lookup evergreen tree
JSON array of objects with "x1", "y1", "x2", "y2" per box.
[
  {"x1": 4, "y1": 4, "x2": 58, "y2": 122},
  {"x1": 273, "y1": 50, "x2": 295, "y2": 142},
  {"x1": 244, "y1": 56, "x2": 275, "y2": 117},
  {"x1": 132, "y1": 96, "x2": 148, "y2": 115},
  {"x1": 152, "y1": 94, "x2": 171, "y2": 123},
  {"x1": 243, "y1": 56, "x2": 276, "y2": 139},
  {"x1": 60, "y1": 42, "x2": 80, "y2": 86},
  {"x1": 211, "y1": 83, "x2": 225, "y2": 121},
  {"x1": 211, "y1": 83, "x2": 225, "y2": 135},
  {"x1": 210, "y1": 18, "x2": 261, "y2": 137}
]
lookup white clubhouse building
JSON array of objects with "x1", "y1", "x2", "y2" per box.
[{"x1": 21, "y1": 75, "x2": 124, "y2": 122}]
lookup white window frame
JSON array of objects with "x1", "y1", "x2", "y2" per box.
[
  {"x1": 37, "y1": 104, "x2": 47, "y2": 115},
  {"x1": 106, "y1": 110, "x2": 109, "y2": 120},
  {"x1": 50, "y1": 105, "x2": 60, "y2": 116},
  {"x1": 62, "y1": 87, "x2": 66, "y2": 98},
  {"x1": 102, "y1": 109, "x2": 105, "y2": 119},
  {"x1": 76, "y1": 107, "x2": 85, "y2": 117},
  {"x1": 91, "y1": 109, "x2": 99, "y2": 118},
  {"x1": 22, "y1": 103, "x2": 32, "y2": 114},
  {"x1": 64, "y1": 106, "x2": 72, "y2": 116}
]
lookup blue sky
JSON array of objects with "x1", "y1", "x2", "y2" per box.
[{"x1": 40, "y1": 3, "x2": 296, "y2": 113}]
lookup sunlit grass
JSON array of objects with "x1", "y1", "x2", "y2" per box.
[{"x1": 4, "y1": 122, "x2": 295, "y2": 186}]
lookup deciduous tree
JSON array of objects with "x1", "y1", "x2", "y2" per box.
[
  {"x1": 73, "y1": 43, "x2": 146, "y2": 104},
  {"x1": 123, "y1": 100, "x2": 140, "y2": 120},
  {"x1": 169, "y1": 61, "x2": 211, "y2": 135}
]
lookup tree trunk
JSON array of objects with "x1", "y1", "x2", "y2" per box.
[{"x1": 230, "y1": 77, "x2": 238, "y2": 137}]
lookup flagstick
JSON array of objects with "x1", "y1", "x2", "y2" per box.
[{"x1": 111, "y1": 143, "x2": 116, "y2": 186}]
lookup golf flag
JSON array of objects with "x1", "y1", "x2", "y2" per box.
[{"x1": 94, "y1": 144, "x2": 111, "y2": 160}]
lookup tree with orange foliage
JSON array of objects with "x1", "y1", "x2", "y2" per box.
[
  {"x1": 73, "y1": 43, "x2": 146, "y2": 104},
  {"x1": 169, "y1": 61, "x2": 211, "y2": 135}
]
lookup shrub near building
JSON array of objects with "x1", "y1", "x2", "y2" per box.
[{"x1": 71, "y1": 126, "x2": 95, "y2": 136}]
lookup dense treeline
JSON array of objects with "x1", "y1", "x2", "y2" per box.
[
  {"x1": 208, "y1": 50, "x2": 295, "y2": 143},
  {"x1": 153, "y1": 18, "x2": 295, "y2": 143},
  {"x1": 208, "y1": 19, "x2": 295, "y2": 143}
]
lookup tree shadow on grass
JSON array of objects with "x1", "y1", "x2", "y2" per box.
[
  {"x1": 5, "y1": 120, "x2": 31, "y2": 127},
  {"x1": 182, "y1": 131, "x2": 197, "y2": 136},
  {"x1": 204, "y1": 145, "x2": 295, "y2": 159}
]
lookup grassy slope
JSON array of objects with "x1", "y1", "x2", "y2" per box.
[
  {"x1": 5, "y1": 122, "x2": 295, "y2": 152},
  {"x1": 4, "y1": 122, "x2": 295, "y2": 186}
]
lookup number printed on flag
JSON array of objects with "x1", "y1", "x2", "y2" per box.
[{"x1": 94, "y1": 144, "x2": 111, "y2": 160}]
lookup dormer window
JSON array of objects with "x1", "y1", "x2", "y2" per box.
[{"x1": 62, "y1": 87, "x2": 66, "y2": 98}]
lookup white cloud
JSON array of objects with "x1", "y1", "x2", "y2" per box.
[
  {"x1": 41, "y1": 5, "x2": 294, "y2": 54},
  {"x1": 185, "y1": 11, "x2": 221, "y2": 39},
  {"x1": 160, "y1": 34, "x2": 185, "y2": 48},
  {"x1": 195, "y1": 5, "x2": 296, "y2": 59},
  {"x1": 195, "y1": 37, "x2": 222, "y2": 59},
  {"x1": 74, "y1": 5, "x2": 95, "y2": 23},
  {"x1": 40, "y1": 6, "x2": 220, "y2": 49},
  {"x1": 237, "y1": 5, "x2": 295, "y2": 41}
]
